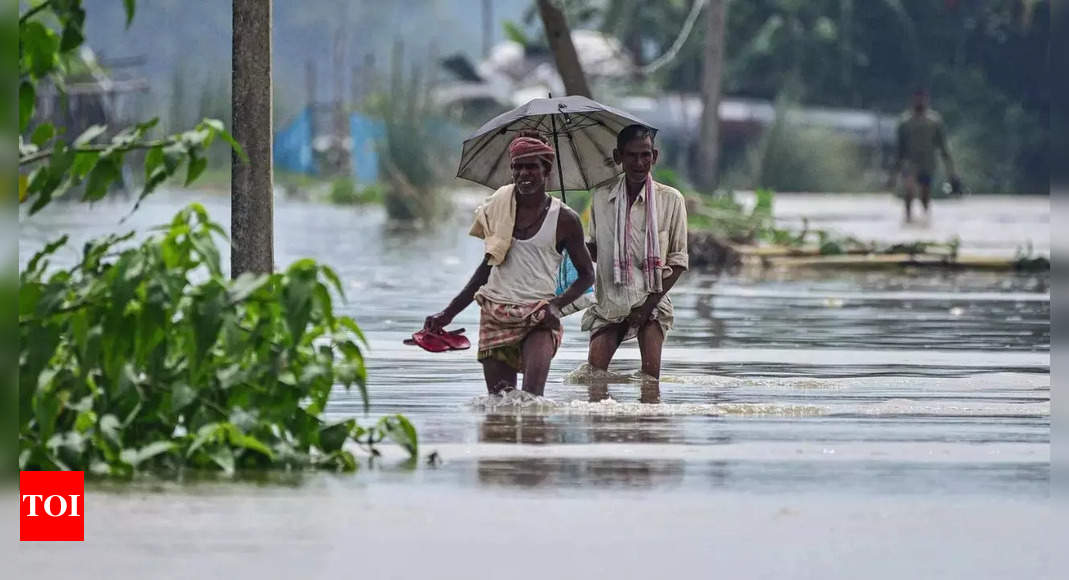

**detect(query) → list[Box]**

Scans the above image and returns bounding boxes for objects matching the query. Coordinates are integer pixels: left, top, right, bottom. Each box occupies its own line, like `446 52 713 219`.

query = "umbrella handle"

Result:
549 113 567 204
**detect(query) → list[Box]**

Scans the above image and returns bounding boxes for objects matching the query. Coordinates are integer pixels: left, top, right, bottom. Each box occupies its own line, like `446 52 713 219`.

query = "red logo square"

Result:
20 471 85 541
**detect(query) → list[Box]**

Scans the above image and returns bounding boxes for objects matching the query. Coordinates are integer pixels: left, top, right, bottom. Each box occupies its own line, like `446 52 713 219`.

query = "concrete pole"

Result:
695 0 726 192
231 0 274 276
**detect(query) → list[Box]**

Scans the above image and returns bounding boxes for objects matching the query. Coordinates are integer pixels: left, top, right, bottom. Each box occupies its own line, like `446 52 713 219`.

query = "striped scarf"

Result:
612 174 662 293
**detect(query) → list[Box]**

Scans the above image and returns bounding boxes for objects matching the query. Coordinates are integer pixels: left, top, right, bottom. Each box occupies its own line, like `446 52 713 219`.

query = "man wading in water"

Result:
424 135 594 396
890 88 960 223
582 124 689 381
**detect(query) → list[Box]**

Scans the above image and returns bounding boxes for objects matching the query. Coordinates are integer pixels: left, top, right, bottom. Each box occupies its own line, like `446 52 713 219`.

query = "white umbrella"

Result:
456 95 656 201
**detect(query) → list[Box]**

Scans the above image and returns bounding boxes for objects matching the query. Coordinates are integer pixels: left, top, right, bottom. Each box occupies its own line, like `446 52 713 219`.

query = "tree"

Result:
695 0 726 191
536 0 592 98
589 0 1050 192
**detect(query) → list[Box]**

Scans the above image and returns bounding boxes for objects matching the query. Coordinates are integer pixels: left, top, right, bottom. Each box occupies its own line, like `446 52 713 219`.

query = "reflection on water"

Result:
477 457 688 489
476 414 689 488
478 414 687 446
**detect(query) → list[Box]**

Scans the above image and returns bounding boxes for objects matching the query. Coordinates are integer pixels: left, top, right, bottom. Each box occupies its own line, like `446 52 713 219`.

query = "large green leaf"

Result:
144 145 163 180
208 445 235 475
202 119 248 163
319 420 355 453
74 410 98 433
20 21 61 79
224 424 274 459
379 415 419 458
133 441 177 465
184 155 207 186
82 156 121 202
31 123 54 147
24 235 68 275
189 231 221 276
28 142 77 214
190 282 226 371
59 19 85 53
19 82 35 133
123 0 137 28
70 151 100 179
227 273 270 304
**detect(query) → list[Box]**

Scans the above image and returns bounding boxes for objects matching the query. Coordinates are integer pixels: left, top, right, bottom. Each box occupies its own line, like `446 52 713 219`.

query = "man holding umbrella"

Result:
423 134 594 396
582 124 689 380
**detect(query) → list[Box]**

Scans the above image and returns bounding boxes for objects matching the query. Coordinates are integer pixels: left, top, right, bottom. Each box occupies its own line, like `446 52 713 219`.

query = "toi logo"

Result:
20 471 85 541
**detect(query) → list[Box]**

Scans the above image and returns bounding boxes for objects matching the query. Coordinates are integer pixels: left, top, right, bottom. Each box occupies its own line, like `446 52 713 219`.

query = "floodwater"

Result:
16 190 1051 579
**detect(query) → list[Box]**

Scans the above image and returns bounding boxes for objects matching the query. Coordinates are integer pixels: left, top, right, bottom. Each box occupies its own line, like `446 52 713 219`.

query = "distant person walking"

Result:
891 88 960 222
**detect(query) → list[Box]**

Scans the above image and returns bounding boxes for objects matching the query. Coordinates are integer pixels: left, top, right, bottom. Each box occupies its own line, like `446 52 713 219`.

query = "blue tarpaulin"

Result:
273 108 384 183
274 108 463 185
349 114 384 184
273 108 315 174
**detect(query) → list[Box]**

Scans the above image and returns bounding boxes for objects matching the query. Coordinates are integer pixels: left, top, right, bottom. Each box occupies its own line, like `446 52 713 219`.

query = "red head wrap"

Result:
508 136 555 167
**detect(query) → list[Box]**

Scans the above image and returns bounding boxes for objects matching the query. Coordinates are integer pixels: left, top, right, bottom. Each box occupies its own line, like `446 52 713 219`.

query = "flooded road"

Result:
17 191 1050 578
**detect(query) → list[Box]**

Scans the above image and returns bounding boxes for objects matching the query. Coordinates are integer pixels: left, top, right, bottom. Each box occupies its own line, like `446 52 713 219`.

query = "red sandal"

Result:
404 328 470 352
436 328 470 351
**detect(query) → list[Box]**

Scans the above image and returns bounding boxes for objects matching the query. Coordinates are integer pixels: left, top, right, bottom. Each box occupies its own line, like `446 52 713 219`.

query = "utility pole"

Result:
231 0 273 275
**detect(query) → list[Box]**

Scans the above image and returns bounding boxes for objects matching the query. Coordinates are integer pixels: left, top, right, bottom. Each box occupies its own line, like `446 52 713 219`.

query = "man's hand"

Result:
424 311 454 333
535 303 563 330
624 304 655 332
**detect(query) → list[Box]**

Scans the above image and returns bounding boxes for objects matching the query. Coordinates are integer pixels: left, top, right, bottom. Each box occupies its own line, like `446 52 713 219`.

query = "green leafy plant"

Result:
18 0 244 214
20 205 417 476
329 178 385 205
18 1 422 477
562 190 591 215
652 167 688 192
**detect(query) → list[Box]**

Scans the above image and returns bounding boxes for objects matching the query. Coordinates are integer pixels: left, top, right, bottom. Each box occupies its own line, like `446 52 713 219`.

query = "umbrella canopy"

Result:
456 95 656 192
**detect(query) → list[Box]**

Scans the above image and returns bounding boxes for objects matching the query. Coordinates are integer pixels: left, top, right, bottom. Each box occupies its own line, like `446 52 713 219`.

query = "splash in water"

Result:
564 363 658 385
467 390 827 417
469 389 560 412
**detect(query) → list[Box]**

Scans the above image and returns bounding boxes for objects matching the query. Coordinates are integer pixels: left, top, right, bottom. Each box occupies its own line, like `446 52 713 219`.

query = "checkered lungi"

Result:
475 296 563 370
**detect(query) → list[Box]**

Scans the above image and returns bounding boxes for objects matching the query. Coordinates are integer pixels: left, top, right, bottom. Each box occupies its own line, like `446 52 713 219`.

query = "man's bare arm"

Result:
586 241 597 263
425 256 492 331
